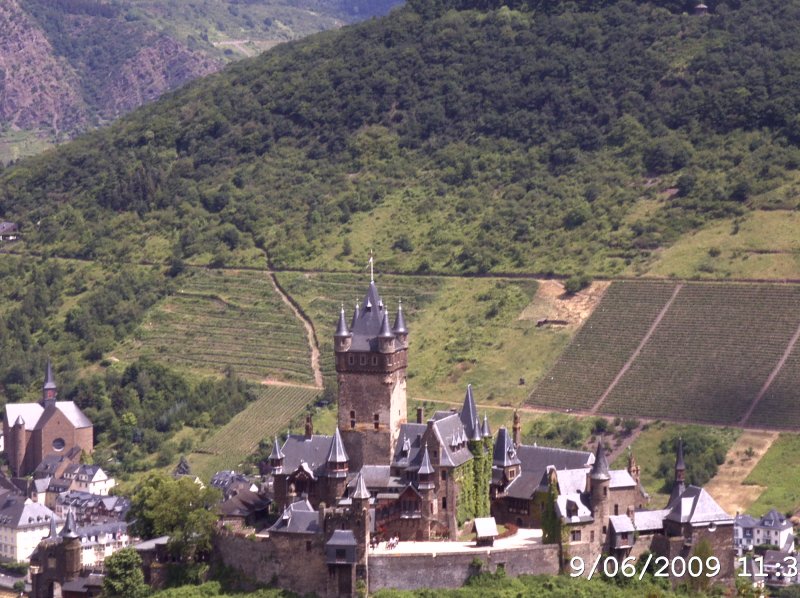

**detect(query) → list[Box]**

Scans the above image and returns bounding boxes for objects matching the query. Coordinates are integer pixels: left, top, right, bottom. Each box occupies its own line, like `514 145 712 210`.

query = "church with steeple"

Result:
3 361 93 477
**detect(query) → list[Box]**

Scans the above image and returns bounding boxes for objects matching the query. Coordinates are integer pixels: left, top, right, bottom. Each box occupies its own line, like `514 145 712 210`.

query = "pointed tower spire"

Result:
269 436 285 461
481 413 491 438
393 300 408 335
327 428 349 465
351 301 359 330
60 510 78 540
335 305 351 338
418 443 434 476
675 437 686 473
42 358 57 405
378 312 394 339
470 417 482 442
460 384 478 439
352 471 370 500
590 440 610 481
48 514 58 539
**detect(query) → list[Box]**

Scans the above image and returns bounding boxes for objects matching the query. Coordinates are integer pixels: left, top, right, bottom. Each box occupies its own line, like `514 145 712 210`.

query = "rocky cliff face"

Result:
0 1 87 134
0 0 221 139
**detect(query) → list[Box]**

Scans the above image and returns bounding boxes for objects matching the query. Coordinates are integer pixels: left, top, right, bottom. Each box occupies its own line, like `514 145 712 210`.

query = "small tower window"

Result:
603 487 608 498
350 410 356 429
373 414 379 430
348 355 354 365
360 355 367 365
614 504 619 516
371 356 378 365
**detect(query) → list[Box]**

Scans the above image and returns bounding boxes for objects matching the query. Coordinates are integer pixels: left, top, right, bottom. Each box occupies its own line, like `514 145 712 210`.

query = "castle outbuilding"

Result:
3 362 93 477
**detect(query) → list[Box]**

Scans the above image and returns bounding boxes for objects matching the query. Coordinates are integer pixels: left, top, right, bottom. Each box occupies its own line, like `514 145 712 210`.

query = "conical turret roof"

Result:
60 510 78 540
492 427 521 467
418 444 434 475
350 302 359 330
269 436 285 461
393 300 408 335
14 415 24 427
48 514 58 539
470 417 482 442
327 428 349 464
481 414 491 438
335 305 351 338
378 312 394 339
460 384 479 439
352 472 370 500
591 440 611 481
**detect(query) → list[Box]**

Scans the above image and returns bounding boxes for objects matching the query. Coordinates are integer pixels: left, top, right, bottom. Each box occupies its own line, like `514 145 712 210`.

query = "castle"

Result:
213 274 737 596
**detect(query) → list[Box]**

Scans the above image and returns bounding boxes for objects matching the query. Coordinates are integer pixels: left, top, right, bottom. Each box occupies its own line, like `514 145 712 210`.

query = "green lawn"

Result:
744 434 800 516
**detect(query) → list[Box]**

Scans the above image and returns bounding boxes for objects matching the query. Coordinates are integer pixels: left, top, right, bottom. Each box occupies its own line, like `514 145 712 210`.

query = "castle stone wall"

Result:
367 545 560 592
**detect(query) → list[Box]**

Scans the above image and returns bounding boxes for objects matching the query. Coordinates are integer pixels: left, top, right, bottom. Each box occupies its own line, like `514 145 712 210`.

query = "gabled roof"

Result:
280 434 335 477
327 529 357 547
760 508 792 530
633 508 671 532
555 493 592 523
269 499 320 534
666 485 733 526
6 401 92 431
218 489 271 518
609 514 635 534
392 416 473 472
0 496 56 529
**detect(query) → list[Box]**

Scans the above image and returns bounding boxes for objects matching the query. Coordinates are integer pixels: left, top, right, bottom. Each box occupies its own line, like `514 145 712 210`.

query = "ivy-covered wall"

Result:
454 439 492 525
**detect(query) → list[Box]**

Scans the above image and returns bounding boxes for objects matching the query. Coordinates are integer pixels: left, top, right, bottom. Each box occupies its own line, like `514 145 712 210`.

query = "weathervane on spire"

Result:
368 249 374 283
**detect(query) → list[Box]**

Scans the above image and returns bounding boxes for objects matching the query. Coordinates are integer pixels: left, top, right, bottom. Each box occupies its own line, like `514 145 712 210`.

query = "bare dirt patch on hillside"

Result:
705 430 779 515
519 279 610 329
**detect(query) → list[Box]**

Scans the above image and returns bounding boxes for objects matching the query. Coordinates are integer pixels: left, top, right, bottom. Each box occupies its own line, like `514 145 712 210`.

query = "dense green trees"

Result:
128 473 221 560
103 548 150 598
3 1 799 276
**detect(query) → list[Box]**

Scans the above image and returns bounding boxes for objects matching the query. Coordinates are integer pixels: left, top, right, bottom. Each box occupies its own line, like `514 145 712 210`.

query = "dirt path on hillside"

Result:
519 279 610 329
705 430 779 515
267 272 324 388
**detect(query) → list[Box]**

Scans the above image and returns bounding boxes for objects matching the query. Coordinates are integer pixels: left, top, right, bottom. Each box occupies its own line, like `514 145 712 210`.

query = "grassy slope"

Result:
744 434 800 516
277 272 570 406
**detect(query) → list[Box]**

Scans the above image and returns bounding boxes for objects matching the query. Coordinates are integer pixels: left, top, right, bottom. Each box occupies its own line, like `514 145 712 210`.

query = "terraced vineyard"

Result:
527 281 679 411
276 272 552 404
119 269 314 384
275 272 445 383
188 385 320 480
528 281 800 429
748 341 800 428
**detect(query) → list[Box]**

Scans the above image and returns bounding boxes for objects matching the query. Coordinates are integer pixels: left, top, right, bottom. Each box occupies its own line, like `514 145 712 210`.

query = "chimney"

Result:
512 410 521 447
305 414 313 439
416 407 423 424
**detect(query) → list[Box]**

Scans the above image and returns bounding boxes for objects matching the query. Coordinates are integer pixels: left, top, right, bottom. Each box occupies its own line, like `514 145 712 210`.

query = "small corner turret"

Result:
334 304 352 352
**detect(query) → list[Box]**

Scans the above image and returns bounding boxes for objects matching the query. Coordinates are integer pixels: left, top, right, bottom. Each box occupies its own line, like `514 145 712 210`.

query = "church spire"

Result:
42 358 57 406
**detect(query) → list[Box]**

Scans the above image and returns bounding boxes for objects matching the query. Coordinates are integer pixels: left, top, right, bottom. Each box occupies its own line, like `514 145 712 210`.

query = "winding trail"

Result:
267 272 323 388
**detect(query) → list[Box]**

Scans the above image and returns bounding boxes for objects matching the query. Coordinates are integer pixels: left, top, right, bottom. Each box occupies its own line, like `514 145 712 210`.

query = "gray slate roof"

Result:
327 529 357 547
347 281 398 351
633 509 671 532
0 496 56 529
218 489 271 518
280 433 337 477
327 428 349 464
459 385 479 440
392 415 473 472
351 472 370 500
492 427 521 468
609 515 635 534
269 499 320 534
5 401 91 431
590 441 610 481
666 485 733 525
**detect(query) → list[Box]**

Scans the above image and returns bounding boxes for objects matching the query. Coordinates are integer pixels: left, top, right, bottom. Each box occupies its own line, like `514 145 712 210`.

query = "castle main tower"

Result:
334 277 408 470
